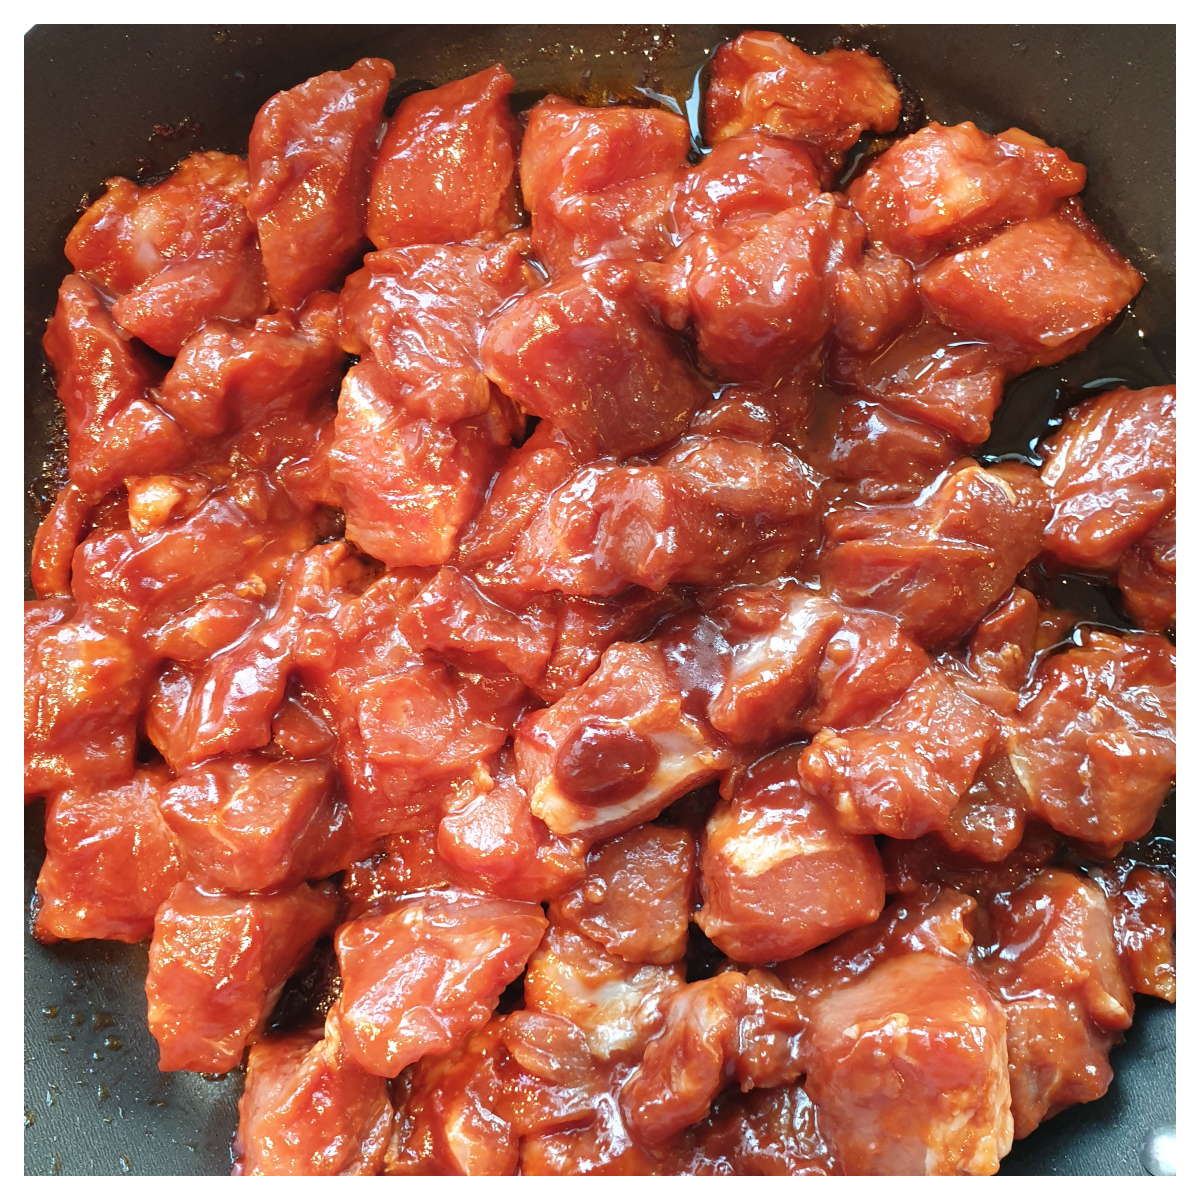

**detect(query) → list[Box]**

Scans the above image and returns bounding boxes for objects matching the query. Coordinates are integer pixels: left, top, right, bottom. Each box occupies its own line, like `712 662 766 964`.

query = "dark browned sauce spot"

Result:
554 718 658 807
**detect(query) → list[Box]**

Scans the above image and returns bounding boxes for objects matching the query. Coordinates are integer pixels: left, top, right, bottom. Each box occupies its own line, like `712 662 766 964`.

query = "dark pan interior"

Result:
24 23 1175 1176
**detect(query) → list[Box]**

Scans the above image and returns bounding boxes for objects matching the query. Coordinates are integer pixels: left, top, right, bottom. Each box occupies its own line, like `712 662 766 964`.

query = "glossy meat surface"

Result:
1008 630 1175 854
512 437 821 598
822 461 1050 647
65 152 268 354
248 58 394 307
340 239 531 423
159 293 344 437
367 65 519 249
1118 510 1176 631
519 96 689 274
515 641 730 842
146 881 338 1073
1041 385 1176 570
647 195 867 382
331 890 547 1076
673 132 820 241
551 824 695 965
481 262 709 459
234 1031 393 1175
920 206 1142 361
976 870 1133 1139
706 31 901 151
34 768 182 943
697 746 885 961
328 359 508 567
848 122 1086 264
158 754 355 893
803 952 1012 1174
828 317 1018 445
42 275 183 498
799 665 1000 839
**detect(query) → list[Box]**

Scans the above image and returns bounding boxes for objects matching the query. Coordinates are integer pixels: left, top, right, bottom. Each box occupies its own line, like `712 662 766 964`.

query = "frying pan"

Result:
23 23 1176 1176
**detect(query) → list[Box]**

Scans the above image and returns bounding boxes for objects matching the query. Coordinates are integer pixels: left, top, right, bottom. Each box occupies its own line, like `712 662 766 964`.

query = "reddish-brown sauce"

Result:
27 29 1174 1177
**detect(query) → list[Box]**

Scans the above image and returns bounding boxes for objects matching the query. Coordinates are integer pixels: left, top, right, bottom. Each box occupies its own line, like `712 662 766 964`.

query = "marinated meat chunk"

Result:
302 577 498 839
519 95 690 273
935 745 1030 863
830 246 922 355
551 825 696 965
654 434 824 578
620 973 744 1144
822 461 1050 647
515 641 731 842
330 890 546 1076
143 543 361 773
159 293 345 437
975 869 1134 1139
1008 630 1175 854
1090 861 1176 1002
351 656 523 789
158 754 358 893
146 880 338 1074
367 64 519 249
512 438 820 598
828 318 1019 445
691 585 843 746
1118 510 1176 632
73 470 321 634
329 359 510 567
455 420 586 590
920 205 1143 364
706 31 901 153
498 1011 611 1144
24 607 145 795
777 885 979 999
339 239 532 424
33 768 183 943
647 195 865 383
671 131 821 241
688 372 815 447
802 953 1012 1175
340 825 455 917
534 589 687 702
620 969 808 1145
400 566 554 688
697 746 885 962
247 58 395 308
481 262 709 460
966 587 1040 694
42 275 185 498
675 1082 838 1175
30 484 93 600
271 686 338 759
847 122 1086 264
437 758 586 903
797 393 959 503
65 151 268 354
233 1031 393 1176
799 666 1001 840
657 596 925 755
387 1021 518 1174
525 923 684 1061
1040 385 1176 571
803 610 930 733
